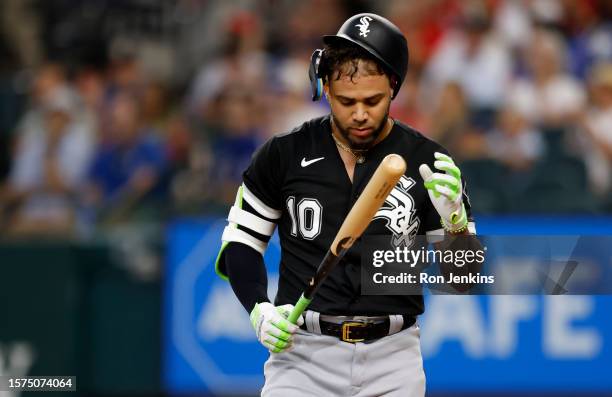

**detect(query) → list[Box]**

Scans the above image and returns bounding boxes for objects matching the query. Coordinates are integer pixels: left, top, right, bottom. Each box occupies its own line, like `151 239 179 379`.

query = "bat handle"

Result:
288 294 312 324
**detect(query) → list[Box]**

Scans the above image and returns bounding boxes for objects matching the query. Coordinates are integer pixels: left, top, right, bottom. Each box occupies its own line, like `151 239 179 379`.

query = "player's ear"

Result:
323 84 330 102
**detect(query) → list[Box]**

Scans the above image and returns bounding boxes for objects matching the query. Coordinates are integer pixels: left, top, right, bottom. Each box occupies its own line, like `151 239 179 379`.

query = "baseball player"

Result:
215 13 477 396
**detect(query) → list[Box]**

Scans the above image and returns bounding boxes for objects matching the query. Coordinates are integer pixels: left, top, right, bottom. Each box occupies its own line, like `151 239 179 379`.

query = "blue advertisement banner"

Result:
163 217 612 395
164 218 278 395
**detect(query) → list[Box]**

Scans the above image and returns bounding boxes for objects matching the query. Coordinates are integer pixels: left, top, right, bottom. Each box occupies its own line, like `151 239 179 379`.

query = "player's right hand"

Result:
250 302 304 353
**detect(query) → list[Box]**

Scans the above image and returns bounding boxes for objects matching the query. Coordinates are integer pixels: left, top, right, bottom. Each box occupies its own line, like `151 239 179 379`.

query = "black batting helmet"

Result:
309 13 409 101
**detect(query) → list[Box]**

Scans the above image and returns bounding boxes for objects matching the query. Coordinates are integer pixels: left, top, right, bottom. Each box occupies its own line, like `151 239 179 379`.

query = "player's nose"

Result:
352 104 368 123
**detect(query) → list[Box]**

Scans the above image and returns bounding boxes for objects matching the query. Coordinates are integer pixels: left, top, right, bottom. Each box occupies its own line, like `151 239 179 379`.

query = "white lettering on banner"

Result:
420 296 486 358
198 284 253 341
420 296 603 360
198 276 280 341
490 296 537 358
544 296 602 359
0 342 35 397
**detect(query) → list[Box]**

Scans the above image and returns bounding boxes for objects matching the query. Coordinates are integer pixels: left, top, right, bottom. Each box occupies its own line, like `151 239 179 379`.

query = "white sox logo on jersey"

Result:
355 16 373 37
373 175 420 247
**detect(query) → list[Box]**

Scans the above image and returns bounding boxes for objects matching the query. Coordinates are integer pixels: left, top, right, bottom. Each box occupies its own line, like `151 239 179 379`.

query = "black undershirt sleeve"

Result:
224 242 270 313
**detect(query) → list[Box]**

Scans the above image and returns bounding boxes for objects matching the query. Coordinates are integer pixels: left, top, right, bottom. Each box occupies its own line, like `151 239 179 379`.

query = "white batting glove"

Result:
419 152 468 233
250 302 304 353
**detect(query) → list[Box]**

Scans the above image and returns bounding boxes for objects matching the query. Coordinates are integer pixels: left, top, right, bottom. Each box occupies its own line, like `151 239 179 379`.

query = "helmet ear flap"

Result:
309 49 324 101
390 75 399 99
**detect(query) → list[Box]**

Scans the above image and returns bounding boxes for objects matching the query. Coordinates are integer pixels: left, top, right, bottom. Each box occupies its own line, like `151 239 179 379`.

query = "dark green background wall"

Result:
0 242 161 396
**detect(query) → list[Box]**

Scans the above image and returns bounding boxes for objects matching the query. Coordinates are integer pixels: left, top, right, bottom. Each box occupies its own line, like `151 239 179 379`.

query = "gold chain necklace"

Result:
331 133 368 164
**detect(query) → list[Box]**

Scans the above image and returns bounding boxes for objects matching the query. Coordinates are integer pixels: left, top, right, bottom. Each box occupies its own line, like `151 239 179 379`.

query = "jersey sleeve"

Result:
215 137 284 280
242 136 284 211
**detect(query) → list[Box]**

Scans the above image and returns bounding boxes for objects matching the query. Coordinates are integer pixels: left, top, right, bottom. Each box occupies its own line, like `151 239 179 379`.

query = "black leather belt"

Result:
301 315 416 343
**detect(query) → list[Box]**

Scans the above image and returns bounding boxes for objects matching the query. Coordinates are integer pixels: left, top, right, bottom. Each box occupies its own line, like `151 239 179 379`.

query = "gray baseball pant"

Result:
261 314 425 397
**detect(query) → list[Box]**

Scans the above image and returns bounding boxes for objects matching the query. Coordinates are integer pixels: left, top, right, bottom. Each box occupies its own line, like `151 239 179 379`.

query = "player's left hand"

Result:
419 152 468 233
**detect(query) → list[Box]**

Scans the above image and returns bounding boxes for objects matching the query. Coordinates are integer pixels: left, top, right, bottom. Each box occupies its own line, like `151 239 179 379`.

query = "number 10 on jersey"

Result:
286 196 323 240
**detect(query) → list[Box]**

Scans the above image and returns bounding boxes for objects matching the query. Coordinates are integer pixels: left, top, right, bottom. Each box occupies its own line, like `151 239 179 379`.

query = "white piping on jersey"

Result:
241 184 282 220
221 225 267 254
228 206 276 236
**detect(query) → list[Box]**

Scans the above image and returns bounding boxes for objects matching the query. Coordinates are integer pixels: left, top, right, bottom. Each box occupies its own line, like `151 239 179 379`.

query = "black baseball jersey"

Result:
219 115 474 317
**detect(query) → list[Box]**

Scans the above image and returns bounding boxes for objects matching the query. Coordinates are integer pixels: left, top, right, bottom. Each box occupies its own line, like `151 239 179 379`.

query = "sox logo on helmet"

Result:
355 16 373 37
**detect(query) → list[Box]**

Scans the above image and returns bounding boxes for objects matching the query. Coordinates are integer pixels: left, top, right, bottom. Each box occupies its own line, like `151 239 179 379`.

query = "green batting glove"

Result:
419 152 468 232
250 302 305 353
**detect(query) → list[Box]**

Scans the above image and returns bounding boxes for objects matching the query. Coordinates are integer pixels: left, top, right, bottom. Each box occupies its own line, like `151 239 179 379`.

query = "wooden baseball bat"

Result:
288 154 407 323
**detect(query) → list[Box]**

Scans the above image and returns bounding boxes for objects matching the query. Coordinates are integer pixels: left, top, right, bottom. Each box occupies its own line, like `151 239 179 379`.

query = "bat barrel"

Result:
330 154 406 255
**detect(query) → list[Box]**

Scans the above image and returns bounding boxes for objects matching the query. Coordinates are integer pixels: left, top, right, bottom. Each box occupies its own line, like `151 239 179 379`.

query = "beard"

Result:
332 106 390 151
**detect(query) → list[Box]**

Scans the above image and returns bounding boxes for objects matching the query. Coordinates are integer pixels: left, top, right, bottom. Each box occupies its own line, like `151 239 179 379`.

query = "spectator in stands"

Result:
390 69 430 134
188 11 269 122
579 62 612 198
486 103 545 172
565 0 612 79
509 28 586 153
85 92 167 225
424 4 512 129
207 87 260 207
493 0 534 50
0 42 24 184
269 58 328 136
2 87 95 236
106 53 143 98
141 81 172 133
13 63 73 143
74 67 106 131
3 1 612 222
385 0 452 71
168 114 210 216
426 81 473 158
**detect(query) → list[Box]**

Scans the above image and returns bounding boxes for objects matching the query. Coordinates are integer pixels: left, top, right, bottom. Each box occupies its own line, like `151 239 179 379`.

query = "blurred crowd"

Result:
0 0 611 240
